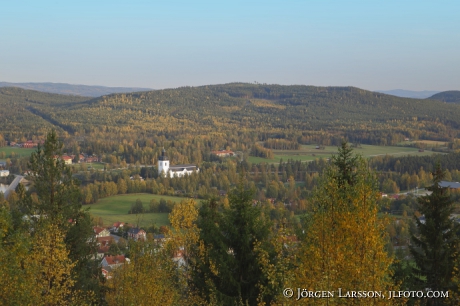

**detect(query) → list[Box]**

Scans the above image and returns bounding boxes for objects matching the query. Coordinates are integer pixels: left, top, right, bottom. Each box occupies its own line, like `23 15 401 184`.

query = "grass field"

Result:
71 162 106 170
85 193 185 228
248 144 442 164
0 147 36 159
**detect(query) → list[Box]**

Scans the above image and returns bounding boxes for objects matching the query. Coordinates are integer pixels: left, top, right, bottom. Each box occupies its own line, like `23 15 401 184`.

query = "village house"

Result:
85 156 100 163
211 150 235 157
128 227 146 241
101 255 130 279
97 236 114 256
111 222 125 233
172 248 186 268
439 181 460 190
78 154 85 162
21 140 39 148
93 226 111 238
53 155 73 165
62 155 73 164
0 170 10 177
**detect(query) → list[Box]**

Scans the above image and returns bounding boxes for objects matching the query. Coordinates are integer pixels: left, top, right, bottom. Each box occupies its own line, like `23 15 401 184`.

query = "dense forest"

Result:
428 90 460 103
3 84 460 147
2 83 460 304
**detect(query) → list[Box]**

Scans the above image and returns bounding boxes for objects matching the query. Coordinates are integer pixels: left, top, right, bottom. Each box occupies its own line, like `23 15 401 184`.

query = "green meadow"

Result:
0 147 36 159
71 162 106 170
85 193 185 228
248 144 441 164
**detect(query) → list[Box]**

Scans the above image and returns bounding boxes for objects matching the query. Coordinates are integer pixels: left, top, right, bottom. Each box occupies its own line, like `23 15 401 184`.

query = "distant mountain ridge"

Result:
375 89 440 99
2 83 460 145
428 91 460 103
0 82 153 97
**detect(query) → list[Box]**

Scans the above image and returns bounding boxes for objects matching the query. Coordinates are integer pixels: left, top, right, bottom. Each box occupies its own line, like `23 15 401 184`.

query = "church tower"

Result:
158 148 169 176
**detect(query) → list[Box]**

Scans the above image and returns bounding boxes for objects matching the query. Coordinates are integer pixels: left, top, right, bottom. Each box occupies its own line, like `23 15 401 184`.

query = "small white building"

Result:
158 148 199 177
0 170 10 177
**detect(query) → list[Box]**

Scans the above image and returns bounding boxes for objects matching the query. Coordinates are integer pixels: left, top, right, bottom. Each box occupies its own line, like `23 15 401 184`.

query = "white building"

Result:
0 170 10 177
158 148 199 177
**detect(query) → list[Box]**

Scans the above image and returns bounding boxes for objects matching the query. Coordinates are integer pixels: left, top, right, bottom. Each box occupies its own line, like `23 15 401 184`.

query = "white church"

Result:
158 148 199 177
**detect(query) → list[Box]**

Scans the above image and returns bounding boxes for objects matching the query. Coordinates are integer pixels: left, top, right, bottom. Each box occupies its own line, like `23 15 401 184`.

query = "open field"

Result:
411 140 448 145
248 144 443 164
85 193 185 228
71 162 106 170
0 147 36 159
396 140 448 147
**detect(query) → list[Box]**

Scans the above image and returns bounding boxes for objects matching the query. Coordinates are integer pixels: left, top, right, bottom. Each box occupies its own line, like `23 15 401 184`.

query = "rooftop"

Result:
439 181 460 189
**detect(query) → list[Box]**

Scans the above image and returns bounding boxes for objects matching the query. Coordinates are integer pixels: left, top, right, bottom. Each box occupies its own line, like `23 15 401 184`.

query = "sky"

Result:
1 0 459 91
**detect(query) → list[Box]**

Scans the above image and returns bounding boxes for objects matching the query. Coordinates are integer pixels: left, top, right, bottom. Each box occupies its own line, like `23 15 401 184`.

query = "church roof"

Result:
169 165 198 171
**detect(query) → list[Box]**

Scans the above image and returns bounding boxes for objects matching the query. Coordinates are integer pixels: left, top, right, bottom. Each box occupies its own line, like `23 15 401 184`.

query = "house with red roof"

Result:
101 255 130 279
211 150 235 157
97 236 114 255
21 140 38 148
111 222 125 233
61 155 73 165
93 226 110 238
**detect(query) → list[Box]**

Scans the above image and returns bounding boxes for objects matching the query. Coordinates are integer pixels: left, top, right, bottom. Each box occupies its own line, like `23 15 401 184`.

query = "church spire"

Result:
159 147 168 161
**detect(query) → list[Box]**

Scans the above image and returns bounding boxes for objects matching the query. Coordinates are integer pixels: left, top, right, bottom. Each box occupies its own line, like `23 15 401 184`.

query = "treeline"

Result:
370 151 460 174
250 144 274 159
128 198 176 214
263 138 299 150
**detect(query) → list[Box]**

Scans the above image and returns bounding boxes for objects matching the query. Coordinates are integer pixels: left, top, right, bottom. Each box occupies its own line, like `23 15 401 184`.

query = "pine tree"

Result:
28 130 81 224
332 140 358 188
410 165 460 303
191 178 275 305
26 130 102 303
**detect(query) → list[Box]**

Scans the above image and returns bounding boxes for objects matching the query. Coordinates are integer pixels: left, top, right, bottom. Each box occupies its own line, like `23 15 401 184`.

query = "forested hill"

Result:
375 89 439 99
428 90 460 103
0 82 152 97
2 83 460 145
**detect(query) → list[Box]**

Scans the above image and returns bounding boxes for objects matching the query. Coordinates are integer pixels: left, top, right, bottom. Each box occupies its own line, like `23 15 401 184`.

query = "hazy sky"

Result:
2 0 459 91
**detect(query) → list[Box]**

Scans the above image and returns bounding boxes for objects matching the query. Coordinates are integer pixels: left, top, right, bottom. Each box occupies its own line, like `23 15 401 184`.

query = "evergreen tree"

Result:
332 140 358 187
26 130 103 303
192 179 274 305
410 165 460 304
28 130 81 223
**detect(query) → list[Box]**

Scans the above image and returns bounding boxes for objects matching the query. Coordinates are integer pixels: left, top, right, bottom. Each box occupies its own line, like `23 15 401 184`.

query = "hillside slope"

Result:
1 83 460 144
0 82 152 97
428 91 460 103
376 89 439 99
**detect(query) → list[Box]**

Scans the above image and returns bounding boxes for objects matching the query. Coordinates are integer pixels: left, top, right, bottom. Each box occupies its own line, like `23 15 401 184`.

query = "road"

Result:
4 175 24 199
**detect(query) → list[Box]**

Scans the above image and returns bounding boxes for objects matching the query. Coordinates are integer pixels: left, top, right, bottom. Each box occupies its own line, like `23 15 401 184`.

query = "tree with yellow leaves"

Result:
0 208 38 305
105 241 181 306
167 198 209 305
29 221 91 305
293 141 398 305
105 199 205 306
